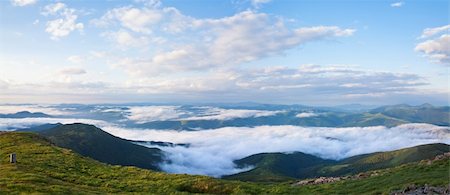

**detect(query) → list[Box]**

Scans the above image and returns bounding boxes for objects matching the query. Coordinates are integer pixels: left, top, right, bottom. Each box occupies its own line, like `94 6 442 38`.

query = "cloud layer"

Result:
104 123 450 177
125 106 284 123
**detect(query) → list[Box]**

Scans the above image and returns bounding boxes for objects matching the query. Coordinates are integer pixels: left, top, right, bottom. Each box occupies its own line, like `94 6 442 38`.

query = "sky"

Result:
0 0 448 105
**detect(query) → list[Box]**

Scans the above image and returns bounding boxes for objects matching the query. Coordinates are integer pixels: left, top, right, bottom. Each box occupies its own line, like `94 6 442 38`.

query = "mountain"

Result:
318 143 450 176
369 104 450 126
224 143 450 182
132 104 449 130
1 131 448 194
38 123 164 171
17 123 62 132
0 111 52 118
225 152 334 182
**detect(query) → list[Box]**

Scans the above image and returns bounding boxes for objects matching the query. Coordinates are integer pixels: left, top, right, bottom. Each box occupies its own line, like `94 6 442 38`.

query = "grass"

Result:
0 132 448 194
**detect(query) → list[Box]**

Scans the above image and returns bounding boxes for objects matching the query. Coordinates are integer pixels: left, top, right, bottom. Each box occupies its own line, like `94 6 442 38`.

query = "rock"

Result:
391 184 449 195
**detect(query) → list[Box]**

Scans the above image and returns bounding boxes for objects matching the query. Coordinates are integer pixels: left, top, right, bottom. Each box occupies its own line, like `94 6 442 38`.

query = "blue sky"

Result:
0 0 448 105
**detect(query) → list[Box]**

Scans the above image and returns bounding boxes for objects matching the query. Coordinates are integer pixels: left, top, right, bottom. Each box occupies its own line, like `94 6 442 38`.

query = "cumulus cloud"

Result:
42 3 84 40
102 29 149 48
390 2 404 7
93 6 162 34
94 4 354 74
10 0 36 6
415 34 450 66
104 123 450 177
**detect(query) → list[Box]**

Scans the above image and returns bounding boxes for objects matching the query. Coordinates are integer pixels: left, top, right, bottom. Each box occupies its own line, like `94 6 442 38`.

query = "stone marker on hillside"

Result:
9 153 16 163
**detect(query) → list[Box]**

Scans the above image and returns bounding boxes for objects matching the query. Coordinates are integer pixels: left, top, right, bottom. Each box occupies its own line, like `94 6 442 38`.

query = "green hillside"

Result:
369 104 450 126
225 152 334 182
225 143 450 182
39 123 164 171
319 143 450 176
0 132 449 194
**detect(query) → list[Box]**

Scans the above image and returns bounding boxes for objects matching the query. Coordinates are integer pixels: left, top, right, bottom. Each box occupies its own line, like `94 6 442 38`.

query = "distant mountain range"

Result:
0 111 52 118
2 104 448 130
134 104 449 130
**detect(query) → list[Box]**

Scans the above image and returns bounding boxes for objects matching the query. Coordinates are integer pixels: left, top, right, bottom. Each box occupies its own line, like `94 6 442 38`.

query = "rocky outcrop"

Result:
390 184 449 195
421 152 450 165
293 152 450 187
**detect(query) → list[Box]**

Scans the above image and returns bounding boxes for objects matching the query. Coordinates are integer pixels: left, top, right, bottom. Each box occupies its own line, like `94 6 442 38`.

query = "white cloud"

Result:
183 107 283 121
419 24 450 39
59 67 87 75
11 0 36 6
415 34 450 66
104 123 450 177
42 2 66 15
126 106 185 123
95 5 354 74
125 106 283 123
390 2 404 7
296 112 318 118
102 29 149 48
93 6 162 34
42 3 84 40
121 64 426 103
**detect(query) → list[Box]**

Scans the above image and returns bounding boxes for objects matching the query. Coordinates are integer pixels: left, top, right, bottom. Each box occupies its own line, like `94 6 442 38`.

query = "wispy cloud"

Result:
390 2 404 7
10 0 37 7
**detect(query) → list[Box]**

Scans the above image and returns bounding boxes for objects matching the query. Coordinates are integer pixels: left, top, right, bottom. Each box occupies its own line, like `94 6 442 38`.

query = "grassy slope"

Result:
225 152 334 182
0 132 448 194
225 143 450 182
38 123 163 171
319 143 450 176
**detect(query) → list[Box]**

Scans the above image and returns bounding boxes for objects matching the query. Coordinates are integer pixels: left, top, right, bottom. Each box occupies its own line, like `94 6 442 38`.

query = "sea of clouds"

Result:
103 124 450 177
0 104 449 177
125 106 284 123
